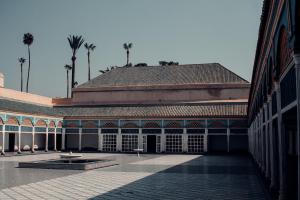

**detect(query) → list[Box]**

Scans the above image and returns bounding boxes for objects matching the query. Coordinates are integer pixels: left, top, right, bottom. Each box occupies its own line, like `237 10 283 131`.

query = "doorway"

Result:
8 133 15 152
147 135 156 153
56 134 62 151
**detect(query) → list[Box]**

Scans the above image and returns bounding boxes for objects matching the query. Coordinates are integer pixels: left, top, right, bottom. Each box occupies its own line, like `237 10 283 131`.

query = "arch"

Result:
165 122 182 128
267 57 274 94
143 122 160 128
82 120 98 128
35 119 47 127
186 121 204 129
57 121 63 128
276 26 292 78
122 122 139 128
21 118 34 126
48 120 56 128
102 122 118 128
6 117 19 125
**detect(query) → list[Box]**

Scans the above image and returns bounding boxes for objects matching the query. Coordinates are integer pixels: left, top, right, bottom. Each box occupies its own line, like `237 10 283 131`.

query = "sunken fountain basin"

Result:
18 154 118 170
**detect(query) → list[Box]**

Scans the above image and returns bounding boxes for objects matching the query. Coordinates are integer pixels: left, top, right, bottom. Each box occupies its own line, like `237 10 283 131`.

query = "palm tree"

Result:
64 64 72 98
84 43 96 81
123 43 133 66
23 33 34 93
18 57 26 92
67 35 84 92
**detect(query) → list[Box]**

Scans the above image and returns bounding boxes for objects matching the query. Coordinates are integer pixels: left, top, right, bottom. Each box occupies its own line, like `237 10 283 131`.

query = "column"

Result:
116 123 122 152
78 128 82 151
18 126 21 153
98 128 102 151
62 128 65 151
138 128 143 150
53 128 57 151
227 127 230 153
264 102 270 180
161 128 165 152
269 94 278 191
45 127 48 152
182 128 188 153
294 54 300 200
31 127 35 153
276 82 288 200
1 125 5 155
204 127 208 152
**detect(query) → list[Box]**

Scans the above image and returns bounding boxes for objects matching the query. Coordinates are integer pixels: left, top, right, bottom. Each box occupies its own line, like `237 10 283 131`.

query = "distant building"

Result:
247 0 300 199
0 63 249 155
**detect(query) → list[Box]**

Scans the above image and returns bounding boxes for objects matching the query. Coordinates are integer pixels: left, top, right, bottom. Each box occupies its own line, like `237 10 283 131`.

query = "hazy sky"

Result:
0 0 263 97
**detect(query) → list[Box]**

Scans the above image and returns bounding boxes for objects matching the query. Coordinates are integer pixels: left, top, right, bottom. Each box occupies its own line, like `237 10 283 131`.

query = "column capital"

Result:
293 54 300 65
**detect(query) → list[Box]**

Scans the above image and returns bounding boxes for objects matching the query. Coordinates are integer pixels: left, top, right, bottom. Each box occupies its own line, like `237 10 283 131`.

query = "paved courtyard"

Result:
0 153 270 200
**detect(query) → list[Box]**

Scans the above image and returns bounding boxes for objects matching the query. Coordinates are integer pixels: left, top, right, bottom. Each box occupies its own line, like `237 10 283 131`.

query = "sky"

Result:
0 0 263 97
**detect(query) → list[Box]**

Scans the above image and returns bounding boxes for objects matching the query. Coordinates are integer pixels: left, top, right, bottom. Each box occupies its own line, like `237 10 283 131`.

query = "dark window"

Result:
5 125 18 132
65 128 79 133
142 129 162 134
165 129 183 134
101 129 118 134
272 92 277 115
21 126 33 132
121 129 139 134
82 128 98 133
208 129 227 134
280 67 296 108
187 129 205 134
35 127 46 133
230 129 248 134
56 128 62 133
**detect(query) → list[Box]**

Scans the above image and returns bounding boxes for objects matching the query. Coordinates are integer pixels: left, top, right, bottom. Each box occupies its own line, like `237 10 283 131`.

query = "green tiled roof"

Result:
78 63 249 88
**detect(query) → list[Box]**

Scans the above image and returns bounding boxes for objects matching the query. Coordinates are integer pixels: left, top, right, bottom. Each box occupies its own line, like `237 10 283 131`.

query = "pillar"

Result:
276 82 288 200
227 128 230 153
116 126 122 152
78 128 82 151
269 93 278 191
294 54 300 200
54 128 57 151
31 127 35 153
204 127 208 152
17 126 21 153
1 124 5 155
161 128 165 152
62 128 65 151
138 128 143 150
45 127 48 152
98 128 102 151
265 101 270 180
182 128 188 153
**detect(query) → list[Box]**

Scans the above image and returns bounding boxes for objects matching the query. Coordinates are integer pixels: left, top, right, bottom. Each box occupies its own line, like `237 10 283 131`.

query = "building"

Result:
247 0 300 199
0 63 249 155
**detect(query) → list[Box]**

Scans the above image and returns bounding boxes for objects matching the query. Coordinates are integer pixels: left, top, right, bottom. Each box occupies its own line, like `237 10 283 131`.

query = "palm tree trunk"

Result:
20 64 23 92
71 55 76 97
67 70 69 98
88 51 90 81
26 45 30 93
127 50 129 66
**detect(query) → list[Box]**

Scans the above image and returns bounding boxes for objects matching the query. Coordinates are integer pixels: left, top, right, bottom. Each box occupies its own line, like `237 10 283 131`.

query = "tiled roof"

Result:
0 98 61 117
78 63 249 88
58 103 247 118
0 98 247 118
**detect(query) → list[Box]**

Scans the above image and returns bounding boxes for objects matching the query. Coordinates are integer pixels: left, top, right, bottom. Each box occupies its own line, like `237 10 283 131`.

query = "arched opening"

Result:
6 117 19 152
276 26 291 79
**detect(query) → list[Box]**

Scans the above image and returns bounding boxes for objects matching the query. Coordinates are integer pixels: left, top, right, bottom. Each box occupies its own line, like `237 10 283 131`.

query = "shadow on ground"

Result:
89 155 270 200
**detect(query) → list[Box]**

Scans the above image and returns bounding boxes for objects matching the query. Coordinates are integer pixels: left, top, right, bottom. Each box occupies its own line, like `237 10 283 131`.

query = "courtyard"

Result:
0 153 270 200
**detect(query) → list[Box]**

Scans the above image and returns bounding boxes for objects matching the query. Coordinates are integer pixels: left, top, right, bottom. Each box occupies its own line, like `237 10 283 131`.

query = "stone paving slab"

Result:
0 154 269 200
